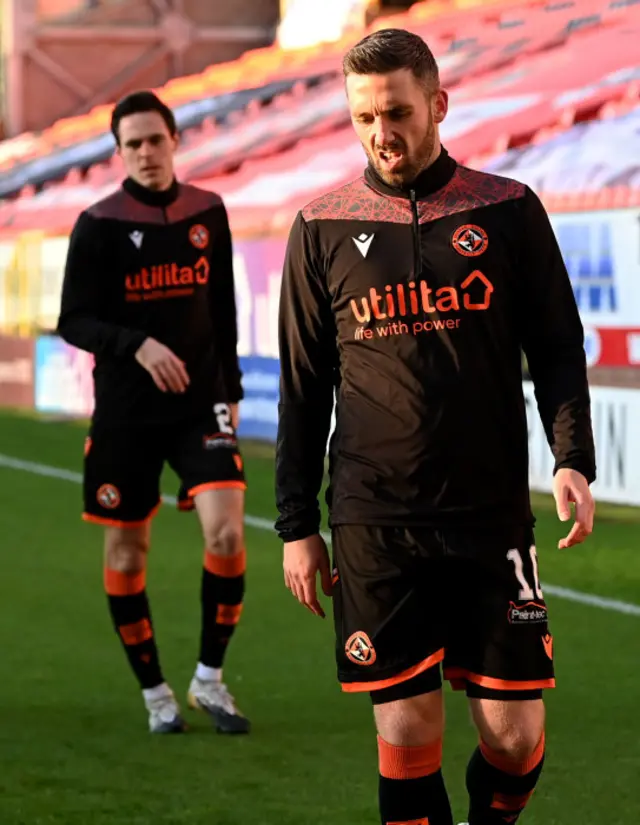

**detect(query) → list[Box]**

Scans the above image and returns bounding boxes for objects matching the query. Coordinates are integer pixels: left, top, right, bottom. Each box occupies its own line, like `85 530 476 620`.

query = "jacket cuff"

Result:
554 458 596 485
122 331 148 359
275 512 321 543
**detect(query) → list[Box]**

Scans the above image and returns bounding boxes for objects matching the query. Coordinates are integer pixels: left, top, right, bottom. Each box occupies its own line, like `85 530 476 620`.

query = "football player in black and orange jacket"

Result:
275 28 596 825
58 90 249 736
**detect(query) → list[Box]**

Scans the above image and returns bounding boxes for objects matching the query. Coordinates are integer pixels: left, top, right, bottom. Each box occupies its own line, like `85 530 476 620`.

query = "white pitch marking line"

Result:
0 452 639 617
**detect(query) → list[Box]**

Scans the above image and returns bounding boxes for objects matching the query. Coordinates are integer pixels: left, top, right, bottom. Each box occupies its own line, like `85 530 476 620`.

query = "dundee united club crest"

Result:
452 224 488 257
97 483 121 510
345 631 377 666
189 224 210 250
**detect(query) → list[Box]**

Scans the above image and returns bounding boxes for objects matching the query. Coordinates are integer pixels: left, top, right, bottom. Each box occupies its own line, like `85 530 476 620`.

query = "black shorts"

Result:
331 524 554 702
83 404 246 527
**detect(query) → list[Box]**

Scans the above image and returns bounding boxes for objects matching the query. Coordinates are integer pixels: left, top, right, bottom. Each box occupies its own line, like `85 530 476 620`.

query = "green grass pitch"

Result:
0 409 638 824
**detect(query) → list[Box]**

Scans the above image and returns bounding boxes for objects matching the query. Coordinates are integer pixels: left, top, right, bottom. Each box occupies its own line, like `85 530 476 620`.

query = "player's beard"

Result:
366 118 438 188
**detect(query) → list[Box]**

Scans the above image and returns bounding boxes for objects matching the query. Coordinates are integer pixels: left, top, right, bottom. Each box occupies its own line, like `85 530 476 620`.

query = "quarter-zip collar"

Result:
122 176 179 208
364 145 457 200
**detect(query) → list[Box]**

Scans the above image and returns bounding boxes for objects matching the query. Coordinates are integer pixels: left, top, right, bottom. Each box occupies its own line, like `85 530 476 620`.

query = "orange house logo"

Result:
349 270 494 323
125 256 210 302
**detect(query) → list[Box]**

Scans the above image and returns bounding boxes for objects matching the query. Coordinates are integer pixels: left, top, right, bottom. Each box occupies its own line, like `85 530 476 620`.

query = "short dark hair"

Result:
342 28 440 93
110 90 177 145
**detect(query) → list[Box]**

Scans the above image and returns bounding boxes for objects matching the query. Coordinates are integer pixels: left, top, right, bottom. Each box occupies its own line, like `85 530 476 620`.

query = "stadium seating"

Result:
0 0 639 238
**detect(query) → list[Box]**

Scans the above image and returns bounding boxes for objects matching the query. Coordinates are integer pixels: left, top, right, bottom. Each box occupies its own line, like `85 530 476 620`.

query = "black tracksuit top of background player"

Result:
56 176 243 426
275 146 596 542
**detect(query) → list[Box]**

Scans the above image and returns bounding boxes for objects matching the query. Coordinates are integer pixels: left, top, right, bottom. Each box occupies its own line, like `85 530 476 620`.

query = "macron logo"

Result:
129 230 144 249
353 232 374 258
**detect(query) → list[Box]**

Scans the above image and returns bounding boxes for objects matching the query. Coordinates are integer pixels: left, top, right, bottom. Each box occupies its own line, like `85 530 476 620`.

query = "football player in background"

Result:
58 90 250 736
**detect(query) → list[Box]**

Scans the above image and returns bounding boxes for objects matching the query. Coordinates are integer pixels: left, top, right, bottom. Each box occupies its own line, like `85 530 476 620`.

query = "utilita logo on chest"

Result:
350 271 494 341
125 256 210 302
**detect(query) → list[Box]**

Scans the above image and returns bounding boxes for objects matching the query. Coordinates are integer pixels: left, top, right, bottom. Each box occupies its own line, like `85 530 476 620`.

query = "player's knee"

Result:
373 690 444 747
478 702 545 762
104 529 149 573
489 726 544 762
202 519 243 558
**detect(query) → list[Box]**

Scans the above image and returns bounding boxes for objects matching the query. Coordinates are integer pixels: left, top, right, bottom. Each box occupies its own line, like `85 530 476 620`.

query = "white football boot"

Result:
187 676 250 734
143 685 187 734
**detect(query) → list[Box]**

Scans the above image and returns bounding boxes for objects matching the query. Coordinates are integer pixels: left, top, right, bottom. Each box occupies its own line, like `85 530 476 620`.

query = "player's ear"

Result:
432 89 448 125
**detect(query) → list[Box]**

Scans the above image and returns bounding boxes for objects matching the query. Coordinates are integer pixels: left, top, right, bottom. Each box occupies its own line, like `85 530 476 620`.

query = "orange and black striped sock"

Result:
466 733 546 824
377 735 454 825
199 549 246 671
104 567 164 690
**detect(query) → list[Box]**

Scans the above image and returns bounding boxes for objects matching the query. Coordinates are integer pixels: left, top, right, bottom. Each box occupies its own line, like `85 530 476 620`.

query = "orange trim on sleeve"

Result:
481 732 546 777
82 501 161 529
378 735 442 780
341 648 444 693
444 667 555 692
104 568 146 596
188 481 246 498
204 548 247 578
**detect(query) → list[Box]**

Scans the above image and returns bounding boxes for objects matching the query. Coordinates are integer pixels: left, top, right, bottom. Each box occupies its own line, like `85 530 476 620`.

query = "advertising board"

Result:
0 334 35 409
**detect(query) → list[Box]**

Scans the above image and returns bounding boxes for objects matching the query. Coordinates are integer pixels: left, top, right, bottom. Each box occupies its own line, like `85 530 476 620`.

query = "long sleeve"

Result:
517 186 596 484
56 212 147 358
275 211 337 542
210 202 243 402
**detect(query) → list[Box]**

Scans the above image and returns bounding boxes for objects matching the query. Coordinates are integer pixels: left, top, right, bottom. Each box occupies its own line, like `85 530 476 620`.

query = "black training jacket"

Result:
57 177 242 426
275 147 596 541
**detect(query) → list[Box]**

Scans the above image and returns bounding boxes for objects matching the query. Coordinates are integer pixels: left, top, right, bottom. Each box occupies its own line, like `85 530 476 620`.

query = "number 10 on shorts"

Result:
507 545 543 600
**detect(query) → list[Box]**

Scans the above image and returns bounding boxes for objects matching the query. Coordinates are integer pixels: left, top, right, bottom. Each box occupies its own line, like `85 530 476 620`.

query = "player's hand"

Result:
283 534 332 618
553 468 595 549
229 403 239 431
135 337 190 394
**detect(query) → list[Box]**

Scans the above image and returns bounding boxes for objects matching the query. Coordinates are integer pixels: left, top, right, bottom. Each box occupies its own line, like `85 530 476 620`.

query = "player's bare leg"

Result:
187 487 250 733
463 697 546 824
372 688 454 824
104 523 186 733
